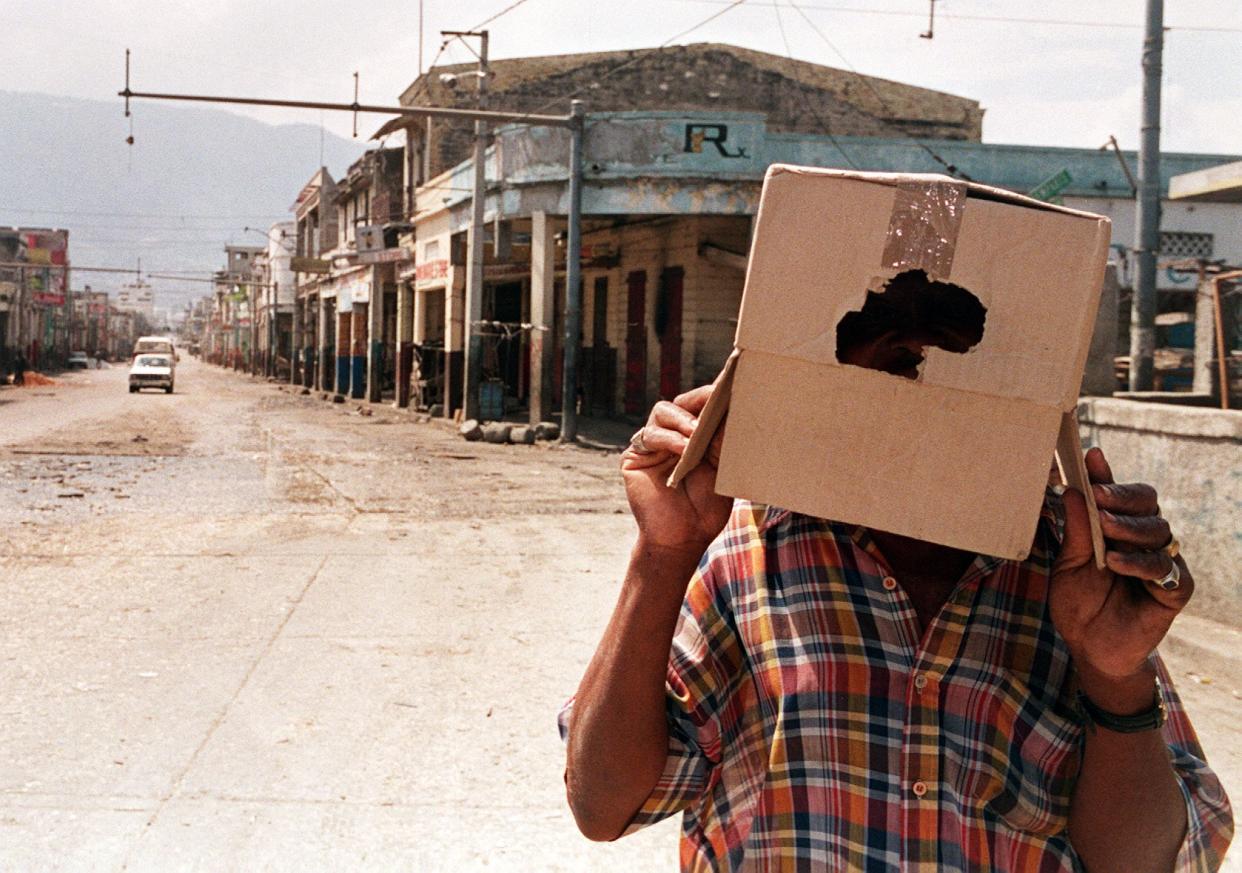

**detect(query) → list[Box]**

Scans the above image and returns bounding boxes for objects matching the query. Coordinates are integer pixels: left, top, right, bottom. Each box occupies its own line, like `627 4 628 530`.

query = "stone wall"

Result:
1076 397 1242 620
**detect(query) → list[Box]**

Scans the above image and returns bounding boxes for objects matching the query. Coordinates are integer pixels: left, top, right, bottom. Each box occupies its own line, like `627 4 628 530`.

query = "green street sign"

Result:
1029 169 1072 202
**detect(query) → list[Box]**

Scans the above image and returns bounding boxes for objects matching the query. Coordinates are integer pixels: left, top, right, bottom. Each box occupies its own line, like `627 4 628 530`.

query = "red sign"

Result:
415 259 449 282
33 293 65 306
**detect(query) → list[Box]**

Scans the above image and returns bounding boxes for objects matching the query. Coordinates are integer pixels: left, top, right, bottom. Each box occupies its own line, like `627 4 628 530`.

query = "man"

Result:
559 289 1233 871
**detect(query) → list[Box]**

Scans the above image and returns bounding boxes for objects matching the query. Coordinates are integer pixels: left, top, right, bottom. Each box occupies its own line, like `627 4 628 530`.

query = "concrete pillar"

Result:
529 210 557 426
395 283 414 408
291 297 303 386
444 274 465 418
317 296 332 393
351 303 368 399
1193 274 1218 399
337 309 353 396
366 267 384 403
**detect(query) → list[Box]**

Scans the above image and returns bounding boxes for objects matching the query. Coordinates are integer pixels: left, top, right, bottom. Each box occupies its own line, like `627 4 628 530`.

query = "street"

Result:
1 360 1238 872
0 358 679 872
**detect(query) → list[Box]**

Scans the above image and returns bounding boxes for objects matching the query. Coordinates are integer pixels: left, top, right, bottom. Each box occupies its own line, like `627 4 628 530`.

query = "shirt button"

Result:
914 673 928 691
912 781 928 798
882 576 898 591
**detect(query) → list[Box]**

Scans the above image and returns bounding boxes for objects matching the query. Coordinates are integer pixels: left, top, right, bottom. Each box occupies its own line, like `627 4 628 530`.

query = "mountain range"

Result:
0 90 368 311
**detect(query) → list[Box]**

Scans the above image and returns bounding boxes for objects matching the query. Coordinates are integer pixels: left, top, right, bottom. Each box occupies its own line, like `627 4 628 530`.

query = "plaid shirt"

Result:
560 497 1233 871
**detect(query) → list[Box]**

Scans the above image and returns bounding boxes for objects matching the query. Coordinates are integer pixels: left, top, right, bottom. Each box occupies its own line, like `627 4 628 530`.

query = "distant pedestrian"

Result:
13 352 28 387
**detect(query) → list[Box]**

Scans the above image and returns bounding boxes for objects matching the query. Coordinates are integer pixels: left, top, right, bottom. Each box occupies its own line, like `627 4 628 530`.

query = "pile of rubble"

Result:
459 419 560 445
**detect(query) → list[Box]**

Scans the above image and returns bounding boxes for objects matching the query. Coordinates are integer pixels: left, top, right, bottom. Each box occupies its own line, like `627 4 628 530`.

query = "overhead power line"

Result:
785 0 973 180
772 0 858 169
469 0 535 31
672 0 1242 34
4 206 289 220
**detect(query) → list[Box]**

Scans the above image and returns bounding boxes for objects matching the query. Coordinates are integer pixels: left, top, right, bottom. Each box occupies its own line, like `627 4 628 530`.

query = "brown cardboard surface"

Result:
718 351 1061 560
673 165 1110 562
735 169 1113 409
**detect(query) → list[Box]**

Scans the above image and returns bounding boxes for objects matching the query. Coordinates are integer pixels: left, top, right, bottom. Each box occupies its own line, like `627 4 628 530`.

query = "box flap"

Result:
667 350 739 488
716 350 1061 560
1054 410 1107 569
762 164 1110 221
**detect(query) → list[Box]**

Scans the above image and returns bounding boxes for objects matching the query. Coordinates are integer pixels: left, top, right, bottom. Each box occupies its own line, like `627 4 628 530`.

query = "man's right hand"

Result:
621 386 733 555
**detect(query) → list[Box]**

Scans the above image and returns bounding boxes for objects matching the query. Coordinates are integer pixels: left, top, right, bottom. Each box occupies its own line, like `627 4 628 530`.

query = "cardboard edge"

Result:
1054 410 1107 569
1058 217 1114 411
764 163 1111 222
667 349 740 488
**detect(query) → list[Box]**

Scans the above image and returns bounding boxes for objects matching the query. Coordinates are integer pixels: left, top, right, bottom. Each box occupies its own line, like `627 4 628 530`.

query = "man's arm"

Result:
565 542 704 841
1068 663 1186 872
1053 449 1204 872
564 387 732 841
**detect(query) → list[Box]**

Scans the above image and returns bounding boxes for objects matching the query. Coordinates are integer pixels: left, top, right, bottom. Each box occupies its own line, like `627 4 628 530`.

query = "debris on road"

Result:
481 422 512 444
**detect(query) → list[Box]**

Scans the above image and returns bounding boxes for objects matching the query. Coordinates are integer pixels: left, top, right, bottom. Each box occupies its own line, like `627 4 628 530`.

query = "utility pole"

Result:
560 100 586 443
1129 0 1163 391
442 29 489 421
118 55 586 420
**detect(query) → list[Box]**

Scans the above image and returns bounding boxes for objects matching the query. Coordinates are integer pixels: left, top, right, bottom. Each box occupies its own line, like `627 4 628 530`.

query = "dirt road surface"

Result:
1 359 1236 872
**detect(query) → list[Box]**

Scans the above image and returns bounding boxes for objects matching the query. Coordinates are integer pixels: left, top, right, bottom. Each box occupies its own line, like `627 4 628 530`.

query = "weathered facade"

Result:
396 43 983 182
404 110 1241 421
324 148 405 400
0 227 71 374
291 168 338 392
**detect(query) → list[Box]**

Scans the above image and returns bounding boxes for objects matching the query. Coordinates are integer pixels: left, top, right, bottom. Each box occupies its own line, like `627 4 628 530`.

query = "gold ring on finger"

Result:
1162 535 1180 559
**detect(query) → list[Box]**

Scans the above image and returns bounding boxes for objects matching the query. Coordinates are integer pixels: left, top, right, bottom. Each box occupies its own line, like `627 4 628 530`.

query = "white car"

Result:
129 354 175 394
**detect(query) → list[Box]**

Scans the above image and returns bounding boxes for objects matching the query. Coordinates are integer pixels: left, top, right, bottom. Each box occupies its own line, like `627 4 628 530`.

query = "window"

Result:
1159 231 1214 259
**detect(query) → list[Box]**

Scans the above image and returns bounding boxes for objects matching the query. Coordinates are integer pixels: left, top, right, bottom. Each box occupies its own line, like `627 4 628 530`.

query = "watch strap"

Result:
1076 678 1166 734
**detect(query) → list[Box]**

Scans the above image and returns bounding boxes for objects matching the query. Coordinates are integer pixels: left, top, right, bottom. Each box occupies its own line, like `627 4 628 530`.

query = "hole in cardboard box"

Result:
835 268 986 379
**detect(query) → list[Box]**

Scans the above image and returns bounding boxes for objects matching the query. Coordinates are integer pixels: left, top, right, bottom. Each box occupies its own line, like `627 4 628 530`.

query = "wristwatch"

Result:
1076 676 1166 733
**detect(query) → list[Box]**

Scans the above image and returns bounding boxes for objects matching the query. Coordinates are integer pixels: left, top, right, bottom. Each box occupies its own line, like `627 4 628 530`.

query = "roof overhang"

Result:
1169 160 1242 203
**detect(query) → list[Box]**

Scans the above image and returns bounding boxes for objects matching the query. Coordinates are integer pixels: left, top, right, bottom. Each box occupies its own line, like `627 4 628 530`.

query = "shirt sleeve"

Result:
1153 656 1235 872
558 512 750 836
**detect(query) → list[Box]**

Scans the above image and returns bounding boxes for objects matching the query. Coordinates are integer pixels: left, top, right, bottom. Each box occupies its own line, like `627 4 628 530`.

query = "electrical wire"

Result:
469 0 535 31
784 0 974 180
670 0 1242 34
4 206 289 220
772 0 858 169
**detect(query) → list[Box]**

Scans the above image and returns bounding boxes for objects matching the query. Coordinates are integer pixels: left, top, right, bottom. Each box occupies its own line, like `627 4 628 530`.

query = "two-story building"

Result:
405 111 1240 422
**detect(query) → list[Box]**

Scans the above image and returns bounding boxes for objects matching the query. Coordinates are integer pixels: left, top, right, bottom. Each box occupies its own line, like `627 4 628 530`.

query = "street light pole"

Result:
119 55 587 423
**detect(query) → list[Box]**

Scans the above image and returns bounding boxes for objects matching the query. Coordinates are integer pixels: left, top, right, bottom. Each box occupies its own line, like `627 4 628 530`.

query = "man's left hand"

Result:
1050 447 1193 702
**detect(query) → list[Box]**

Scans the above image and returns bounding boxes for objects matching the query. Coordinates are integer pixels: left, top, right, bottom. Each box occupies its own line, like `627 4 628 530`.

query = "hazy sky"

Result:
7 0 1242 153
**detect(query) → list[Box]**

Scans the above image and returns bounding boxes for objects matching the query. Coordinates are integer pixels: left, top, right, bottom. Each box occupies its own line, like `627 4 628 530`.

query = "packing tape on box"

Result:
881 181 967 280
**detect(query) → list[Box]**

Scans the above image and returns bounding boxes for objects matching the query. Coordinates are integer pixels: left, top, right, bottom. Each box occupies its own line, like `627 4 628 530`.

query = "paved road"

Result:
0 360 1236 871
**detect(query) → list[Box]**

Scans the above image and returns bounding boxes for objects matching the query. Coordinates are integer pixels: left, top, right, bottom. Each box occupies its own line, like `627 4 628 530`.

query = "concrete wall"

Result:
406 43 982 179
1063 196 1242 292
1077 398 1242 620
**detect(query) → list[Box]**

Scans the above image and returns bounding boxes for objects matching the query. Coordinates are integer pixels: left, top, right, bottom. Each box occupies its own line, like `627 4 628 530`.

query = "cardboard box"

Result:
671 166 1109 564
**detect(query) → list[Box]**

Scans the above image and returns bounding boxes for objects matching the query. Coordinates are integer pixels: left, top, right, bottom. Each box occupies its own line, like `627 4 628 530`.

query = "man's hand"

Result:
1051 447 1192 705
621 386 732 555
